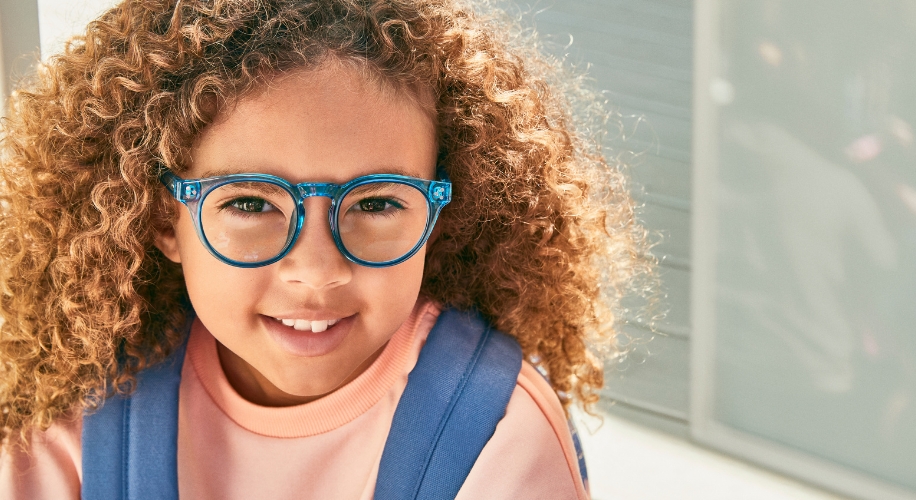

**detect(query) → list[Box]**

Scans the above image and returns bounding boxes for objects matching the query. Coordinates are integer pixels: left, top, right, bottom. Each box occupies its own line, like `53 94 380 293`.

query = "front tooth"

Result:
311 320 328 332
293 319 311 331
281 319 295 327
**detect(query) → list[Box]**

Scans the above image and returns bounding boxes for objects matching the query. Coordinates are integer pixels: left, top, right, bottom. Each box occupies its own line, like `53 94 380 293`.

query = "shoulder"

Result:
0 413 82 500
457 361 589 500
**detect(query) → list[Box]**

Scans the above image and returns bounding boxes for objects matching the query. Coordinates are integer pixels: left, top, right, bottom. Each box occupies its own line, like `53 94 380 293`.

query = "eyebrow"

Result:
197 167 259 179
196 165 431 181
216 181 287 196
347 181 417 197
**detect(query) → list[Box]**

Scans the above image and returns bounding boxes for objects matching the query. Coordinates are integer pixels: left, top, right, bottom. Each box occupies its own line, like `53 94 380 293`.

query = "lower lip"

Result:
261 315 355 357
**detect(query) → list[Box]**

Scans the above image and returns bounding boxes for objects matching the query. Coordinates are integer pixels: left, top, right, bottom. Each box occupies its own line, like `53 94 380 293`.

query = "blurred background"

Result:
1 1 913 498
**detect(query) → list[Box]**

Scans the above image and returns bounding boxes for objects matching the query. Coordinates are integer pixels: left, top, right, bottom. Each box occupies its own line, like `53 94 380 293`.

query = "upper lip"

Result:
264 312 354 321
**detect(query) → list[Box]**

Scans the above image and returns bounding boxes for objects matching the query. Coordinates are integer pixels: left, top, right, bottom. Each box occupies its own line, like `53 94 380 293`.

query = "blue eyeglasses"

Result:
160 170 451 268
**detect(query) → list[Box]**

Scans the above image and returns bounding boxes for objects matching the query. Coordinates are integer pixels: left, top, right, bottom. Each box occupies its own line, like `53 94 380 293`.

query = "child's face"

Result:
155 63 437 405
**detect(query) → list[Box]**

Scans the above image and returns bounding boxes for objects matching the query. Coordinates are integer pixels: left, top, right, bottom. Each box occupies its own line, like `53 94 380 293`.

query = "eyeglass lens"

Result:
199 180 430 264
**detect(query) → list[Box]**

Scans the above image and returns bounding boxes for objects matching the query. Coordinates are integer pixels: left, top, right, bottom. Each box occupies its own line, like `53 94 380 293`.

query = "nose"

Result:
276 196 352 289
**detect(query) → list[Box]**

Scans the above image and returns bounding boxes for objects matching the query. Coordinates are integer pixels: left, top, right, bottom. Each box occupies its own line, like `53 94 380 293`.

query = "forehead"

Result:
188 63 438 182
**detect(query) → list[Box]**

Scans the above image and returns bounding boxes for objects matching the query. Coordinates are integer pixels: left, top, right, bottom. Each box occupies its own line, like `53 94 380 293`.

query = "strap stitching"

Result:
409 321 493 499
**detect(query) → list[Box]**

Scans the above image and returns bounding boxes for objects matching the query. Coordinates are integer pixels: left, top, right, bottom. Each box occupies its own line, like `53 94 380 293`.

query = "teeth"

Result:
276 317 341 332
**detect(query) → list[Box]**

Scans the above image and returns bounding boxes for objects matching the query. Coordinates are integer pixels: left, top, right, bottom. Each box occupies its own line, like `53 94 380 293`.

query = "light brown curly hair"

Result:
0 0 651 441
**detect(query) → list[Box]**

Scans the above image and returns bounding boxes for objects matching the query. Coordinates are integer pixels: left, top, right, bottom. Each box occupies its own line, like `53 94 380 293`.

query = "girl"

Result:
0 0 649 498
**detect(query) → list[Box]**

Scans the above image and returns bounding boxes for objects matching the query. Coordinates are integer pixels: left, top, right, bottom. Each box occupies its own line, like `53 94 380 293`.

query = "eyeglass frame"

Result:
159 169 452 269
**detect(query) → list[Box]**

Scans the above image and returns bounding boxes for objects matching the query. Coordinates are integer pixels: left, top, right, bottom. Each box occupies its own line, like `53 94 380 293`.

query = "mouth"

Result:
261 314 356 358
272 317 342 333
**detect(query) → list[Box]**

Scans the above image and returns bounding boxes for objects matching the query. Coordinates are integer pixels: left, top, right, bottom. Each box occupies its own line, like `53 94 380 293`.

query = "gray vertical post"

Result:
0 0 41 104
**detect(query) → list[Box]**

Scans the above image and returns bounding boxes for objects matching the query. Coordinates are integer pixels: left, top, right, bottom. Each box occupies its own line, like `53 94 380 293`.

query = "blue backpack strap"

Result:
81 342 186 500
568 419 590 492
374 307 523 500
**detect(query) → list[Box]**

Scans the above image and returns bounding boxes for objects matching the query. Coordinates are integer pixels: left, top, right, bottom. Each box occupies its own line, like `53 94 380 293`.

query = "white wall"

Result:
37 0 117 59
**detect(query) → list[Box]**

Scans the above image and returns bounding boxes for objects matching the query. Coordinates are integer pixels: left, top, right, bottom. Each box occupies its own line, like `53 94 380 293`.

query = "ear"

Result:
153 225 182 263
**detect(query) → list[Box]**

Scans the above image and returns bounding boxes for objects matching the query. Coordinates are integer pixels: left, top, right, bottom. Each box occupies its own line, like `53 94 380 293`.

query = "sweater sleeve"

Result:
0 414 83 500
456 362 589 500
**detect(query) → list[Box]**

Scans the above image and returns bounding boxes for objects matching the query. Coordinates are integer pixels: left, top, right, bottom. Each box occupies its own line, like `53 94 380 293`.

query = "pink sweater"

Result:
1 299 588 499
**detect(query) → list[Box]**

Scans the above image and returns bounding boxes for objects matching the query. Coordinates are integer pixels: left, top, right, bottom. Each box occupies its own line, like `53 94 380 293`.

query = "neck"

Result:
215 340 386 407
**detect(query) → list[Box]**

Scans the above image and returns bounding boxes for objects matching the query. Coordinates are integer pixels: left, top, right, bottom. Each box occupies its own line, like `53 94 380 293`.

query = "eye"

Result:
356 198 396 212
227 197 274 213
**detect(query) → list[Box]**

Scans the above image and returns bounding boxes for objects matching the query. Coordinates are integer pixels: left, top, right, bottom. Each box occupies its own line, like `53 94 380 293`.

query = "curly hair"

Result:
0 0 651 441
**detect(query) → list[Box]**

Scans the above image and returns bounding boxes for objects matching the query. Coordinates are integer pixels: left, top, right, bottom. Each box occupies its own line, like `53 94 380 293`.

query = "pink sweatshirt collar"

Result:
186 299 437 438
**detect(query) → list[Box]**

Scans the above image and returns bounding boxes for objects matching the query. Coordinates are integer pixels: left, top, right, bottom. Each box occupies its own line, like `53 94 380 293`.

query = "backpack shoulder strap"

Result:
374 307 523 500
81 343 186 500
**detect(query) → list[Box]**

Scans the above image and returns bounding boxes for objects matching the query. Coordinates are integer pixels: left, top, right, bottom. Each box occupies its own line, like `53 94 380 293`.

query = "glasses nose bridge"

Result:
295 183 339 203
289 182 340 259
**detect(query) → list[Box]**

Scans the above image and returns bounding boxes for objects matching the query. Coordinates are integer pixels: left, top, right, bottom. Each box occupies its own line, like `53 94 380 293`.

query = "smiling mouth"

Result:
271 317 341 333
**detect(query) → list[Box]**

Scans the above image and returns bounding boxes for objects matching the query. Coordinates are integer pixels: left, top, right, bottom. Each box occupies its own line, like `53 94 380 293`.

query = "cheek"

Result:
172 212 267 321
356 249 427 325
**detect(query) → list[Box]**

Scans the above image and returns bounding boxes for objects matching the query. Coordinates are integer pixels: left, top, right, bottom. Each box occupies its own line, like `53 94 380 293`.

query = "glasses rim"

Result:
159 170 452 268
